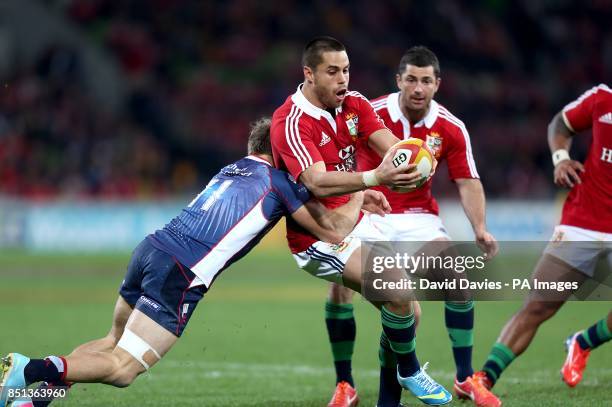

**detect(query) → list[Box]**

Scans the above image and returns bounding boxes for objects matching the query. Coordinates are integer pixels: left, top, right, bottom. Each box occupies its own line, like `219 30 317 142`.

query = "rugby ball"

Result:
386 138 434 192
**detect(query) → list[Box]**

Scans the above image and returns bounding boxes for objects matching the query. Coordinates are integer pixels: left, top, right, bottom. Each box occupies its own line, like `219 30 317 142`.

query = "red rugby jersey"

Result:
357 92 479 215
271 85 387 253
560 84 612 233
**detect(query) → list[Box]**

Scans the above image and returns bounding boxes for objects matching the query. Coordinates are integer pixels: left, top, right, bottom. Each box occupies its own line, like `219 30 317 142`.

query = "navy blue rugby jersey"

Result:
148 156 309 287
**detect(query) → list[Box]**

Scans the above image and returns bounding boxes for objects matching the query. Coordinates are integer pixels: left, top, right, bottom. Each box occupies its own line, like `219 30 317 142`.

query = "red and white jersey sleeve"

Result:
437 105 479 180
562 85 601 133
270 108 322 180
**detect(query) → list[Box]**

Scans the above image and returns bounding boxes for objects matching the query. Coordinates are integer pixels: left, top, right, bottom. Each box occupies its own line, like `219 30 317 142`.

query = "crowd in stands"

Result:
0 0 609 199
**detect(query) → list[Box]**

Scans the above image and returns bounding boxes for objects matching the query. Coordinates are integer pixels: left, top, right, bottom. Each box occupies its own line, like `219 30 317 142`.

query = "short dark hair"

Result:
247 117 272 155
398 46 441 78
302 36 346 69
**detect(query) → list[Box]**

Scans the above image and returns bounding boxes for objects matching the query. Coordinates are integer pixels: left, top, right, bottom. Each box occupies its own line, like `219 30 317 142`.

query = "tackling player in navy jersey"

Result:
0 118 390 407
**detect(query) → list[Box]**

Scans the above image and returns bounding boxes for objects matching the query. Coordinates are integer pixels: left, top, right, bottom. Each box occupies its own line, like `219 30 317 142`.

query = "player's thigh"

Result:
109 296 134 340
340 247 363 293
124 309 178 359
544 225 606 277
112 309 179 379
526 253 588 307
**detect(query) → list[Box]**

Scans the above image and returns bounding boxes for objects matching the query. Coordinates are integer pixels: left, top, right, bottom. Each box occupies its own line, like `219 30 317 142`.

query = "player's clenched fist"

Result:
553 159 585 188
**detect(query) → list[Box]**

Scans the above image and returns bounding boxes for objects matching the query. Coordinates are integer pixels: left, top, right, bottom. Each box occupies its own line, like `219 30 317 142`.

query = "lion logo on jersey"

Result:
345 112 359 138
426 132 443 158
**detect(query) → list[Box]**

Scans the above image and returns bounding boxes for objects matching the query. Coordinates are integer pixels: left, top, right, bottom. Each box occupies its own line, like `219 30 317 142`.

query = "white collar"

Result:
246 155 272 166
387 92 439 129
291 84 326 119
291 84 338 132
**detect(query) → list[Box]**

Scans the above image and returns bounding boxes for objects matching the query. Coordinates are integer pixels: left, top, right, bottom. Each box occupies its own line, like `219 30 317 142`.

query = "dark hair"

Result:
247 117 272 155
302 36 346 69
398 46 441 78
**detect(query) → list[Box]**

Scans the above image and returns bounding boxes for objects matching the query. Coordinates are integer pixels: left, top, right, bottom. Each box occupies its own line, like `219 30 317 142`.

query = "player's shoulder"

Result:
370 93 393 111
271 94 314 138
435 102 467 132
272 94 296 120
346 90 371 101
344 90 377 110
589 84 612 103
570 84 612 105
588 83 611 96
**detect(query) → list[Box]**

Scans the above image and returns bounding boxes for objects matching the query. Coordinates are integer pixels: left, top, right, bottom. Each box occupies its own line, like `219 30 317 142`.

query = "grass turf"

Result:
0 249 610 406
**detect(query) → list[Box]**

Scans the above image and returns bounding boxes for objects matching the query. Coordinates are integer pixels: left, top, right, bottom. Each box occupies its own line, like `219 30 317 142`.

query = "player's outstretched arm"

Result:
455 178 499 259
291 192 365 243
300 157 420 198
548 111 585 188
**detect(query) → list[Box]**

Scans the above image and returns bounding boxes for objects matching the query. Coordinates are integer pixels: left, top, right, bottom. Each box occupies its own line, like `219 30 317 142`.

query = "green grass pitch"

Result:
0 248 610 406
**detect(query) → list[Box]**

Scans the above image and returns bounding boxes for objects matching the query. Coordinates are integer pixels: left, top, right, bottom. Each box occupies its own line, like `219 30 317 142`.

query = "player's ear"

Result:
304 66 315 84
396 73 402 90
434 77 441 93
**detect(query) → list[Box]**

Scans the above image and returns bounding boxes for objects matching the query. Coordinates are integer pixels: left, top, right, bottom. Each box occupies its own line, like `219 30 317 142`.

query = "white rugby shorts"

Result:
369 213 451 242
544 224 612 276
293 213 387 284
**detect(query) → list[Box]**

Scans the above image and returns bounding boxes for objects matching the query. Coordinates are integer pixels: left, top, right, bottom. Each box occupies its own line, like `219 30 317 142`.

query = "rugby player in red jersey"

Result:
477 84 612 398
271 37 452 406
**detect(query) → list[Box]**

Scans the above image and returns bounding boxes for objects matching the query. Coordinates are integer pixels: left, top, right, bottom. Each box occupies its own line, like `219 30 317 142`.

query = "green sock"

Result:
482 342 516 386
325 301 356 386
577 317 612 350
445 301 474 381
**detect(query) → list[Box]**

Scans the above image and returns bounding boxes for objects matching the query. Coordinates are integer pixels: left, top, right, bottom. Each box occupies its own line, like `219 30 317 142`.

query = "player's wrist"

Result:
552 149 570 166
362 170 380 187
474 227 487 238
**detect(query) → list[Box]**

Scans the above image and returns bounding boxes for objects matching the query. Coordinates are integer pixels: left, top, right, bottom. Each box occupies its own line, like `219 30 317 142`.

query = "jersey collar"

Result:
388 92 439 129
291 84 339 132
246 155 272 166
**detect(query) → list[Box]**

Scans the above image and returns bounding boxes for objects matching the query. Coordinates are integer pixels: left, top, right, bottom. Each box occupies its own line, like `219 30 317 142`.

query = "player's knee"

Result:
328 283 354 303
385 297 414 316
106 330 123 347
108 364 141 388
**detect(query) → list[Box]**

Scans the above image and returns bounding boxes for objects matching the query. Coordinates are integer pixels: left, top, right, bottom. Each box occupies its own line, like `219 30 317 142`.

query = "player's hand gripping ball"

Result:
386 138 435 192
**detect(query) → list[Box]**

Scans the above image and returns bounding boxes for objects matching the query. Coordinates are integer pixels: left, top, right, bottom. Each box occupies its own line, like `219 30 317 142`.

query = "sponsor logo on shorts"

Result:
331 238 352 253
181 303 190 320
138 296 161 312
552 229 566 243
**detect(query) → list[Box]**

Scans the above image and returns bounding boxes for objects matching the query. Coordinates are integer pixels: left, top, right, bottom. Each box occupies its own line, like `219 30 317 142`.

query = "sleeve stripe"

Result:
285 104 312 171
284 105 308 171
292 108 313 168
561 111 576 133
347 90 386 126
371 101 387 111
563 84 608 113
438 111 479 178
